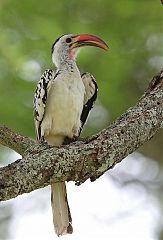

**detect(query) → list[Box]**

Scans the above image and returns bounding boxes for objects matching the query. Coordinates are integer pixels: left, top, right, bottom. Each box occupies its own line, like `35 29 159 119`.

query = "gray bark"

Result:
0 69 163 202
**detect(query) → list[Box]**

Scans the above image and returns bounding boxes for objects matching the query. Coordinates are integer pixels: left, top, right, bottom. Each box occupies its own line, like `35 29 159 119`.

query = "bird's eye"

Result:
66 38 72 43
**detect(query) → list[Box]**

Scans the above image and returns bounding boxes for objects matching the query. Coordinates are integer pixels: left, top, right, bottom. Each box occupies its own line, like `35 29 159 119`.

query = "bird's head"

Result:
51 34 108 68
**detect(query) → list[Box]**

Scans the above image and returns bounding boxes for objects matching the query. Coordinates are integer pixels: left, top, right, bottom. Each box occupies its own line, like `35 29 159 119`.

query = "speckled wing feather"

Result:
80 72 98 134
33 69 56 140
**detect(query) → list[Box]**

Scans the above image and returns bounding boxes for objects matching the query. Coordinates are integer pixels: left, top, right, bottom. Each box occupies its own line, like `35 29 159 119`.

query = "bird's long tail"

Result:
51 182 73 236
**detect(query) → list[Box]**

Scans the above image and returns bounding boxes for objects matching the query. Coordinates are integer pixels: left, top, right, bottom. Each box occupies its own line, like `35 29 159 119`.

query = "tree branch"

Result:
0 125 34 155
0 69 163 201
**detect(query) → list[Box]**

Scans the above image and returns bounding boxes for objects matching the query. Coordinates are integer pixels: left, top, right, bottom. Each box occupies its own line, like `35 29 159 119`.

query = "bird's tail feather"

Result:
51 182 73 236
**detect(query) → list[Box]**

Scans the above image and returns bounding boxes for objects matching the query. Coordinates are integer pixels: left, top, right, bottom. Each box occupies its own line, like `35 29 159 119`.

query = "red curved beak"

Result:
71 34 108 51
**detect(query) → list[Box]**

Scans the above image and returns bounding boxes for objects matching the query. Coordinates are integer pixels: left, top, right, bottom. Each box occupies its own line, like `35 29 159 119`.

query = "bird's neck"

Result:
57 59 80 74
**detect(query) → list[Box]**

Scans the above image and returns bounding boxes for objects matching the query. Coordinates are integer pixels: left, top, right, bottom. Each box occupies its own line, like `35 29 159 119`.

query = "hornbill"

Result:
33 34 108 236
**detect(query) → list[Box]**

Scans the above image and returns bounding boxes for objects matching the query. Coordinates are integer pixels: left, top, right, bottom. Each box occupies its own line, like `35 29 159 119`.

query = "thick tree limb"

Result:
0 69 163 202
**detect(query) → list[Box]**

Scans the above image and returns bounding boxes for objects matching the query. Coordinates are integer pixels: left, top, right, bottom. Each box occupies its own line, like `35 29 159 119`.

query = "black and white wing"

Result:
80 72 98 134
33 69 56 141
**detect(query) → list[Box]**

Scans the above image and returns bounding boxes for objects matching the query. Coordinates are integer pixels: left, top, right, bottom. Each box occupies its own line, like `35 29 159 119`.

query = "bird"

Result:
33 34 108 236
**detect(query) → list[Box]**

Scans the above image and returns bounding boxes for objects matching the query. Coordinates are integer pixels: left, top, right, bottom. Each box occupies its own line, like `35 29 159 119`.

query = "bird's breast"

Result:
42 74 85 138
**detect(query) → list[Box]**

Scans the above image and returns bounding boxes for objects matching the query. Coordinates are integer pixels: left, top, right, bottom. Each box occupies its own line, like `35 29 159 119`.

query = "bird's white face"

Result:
51 34 108 68
52 34 79 67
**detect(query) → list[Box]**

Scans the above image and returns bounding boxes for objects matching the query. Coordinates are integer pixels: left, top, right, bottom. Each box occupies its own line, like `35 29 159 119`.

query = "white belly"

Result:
41 74 85 139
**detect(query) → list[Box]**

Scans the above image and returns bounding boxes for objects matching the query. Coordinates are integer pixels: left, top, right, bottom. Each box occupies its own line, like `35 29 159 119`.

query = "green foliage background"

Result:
1 0 163 161
0 1 163 238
